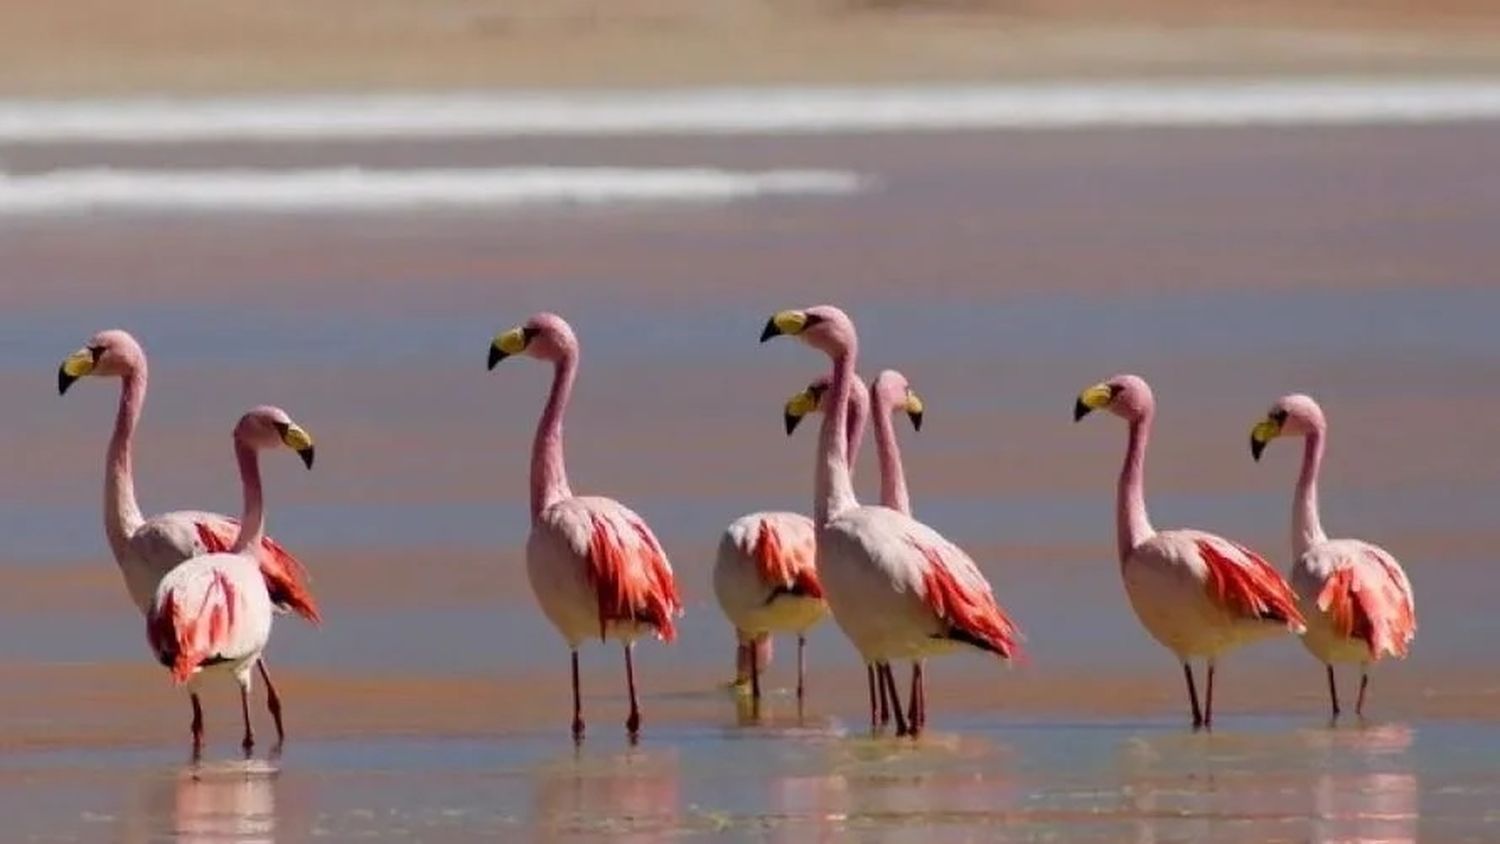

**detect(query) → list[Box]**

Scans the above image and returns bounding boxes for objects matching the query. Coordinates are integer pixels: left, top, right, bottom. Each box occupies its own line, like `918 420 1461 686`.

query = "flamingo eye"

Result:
1271 408 1289 425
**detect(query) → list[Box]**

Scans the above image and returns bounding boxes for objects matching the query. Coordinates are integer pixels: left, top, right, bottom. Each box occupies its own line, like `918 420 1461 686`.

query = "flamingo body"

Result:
1292 540 1415 665
713 512 823 639
528 495 681 648
149 554 273 686
1123 529 1304 660
819 505 1021 663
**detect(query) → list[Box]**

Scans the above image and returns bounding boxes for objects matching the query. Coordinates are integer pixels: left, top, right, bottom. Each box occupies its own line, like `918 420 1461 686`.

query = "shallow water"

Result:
2 109 1499 837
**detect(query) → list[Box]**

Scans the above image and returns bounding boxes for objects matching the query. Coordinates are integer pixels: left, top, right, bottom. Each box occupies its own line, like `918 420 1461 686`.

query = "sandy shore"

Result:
7 1 1500 97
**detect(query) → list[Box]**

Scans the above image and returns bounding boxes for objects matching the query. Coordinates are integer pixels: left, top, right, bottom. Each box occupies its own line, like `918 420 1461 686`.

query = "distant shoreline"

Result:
7 1 1500 97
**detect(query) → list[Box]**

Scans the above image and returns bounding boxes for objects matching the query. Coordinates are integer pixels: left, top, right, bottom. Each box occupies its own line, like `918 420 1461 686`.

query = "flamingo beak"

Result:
1074 383 1113 422
57 348 97 395
297 446 316 470
278 423 316 469
760 310 809 343
783 389 817 436
1250 419 1280 462
488 327 531 370
905 392 925 431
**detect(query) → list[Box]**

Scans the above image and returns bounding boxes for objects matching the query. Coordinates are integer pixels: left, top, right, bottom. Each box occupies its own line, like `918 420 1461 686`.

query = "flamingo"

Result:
1250 393 1416 717
147 406 315 756
784 371 928 728
1073 374 1306 729
761 306 1021 737
488 312 683 741
711 373 869 706
58 330 320 738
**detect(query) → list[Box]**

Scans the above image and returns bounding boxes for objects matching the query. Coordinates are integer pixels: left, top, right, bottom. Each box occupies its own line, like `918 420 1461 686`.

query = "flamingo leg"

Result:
190 693 205 759
749 635 762 702
907 661 926 736
880 663 909 737
1356 670 1369 717
624 643 642 738
796 635 807 701
877 662 892 726
1183 663 1204 729
571 649 585 742
1204 662 1216 730
257 659 285 746
239 684 255 755
1326 664 1341 718
867 665 880 730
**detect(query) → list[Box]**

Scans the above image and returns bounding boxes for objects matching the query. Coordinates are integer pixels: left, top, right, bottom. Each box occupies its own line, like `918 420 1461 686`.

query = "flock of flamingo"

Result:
55 305 1416 753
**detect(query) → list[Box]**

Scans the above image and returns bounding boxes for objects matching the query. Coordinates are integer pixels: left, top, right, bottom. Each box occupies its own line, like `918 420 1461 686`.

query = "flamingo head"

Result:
1074 373 1153 423
57 329 145 395
872 369 924 432
1250 393 1325 461
759 305 855 358
488 312 577 369
235 405 316 470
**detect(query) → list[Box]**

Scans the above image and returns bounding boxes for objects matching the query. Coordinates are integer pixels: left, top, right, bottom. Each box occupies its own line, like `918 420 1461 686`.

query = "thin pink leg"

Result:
624 643 642 738
796 635 807 701
239 685 255 755
867 665 879 730
1204 662 1216 730
908 661 926 735
571 649 585 742
880 663 909 737
1356 670 1369 717
190 693 205 759
878 662 892 726
257 660 285 746
1326 664 1340 718
749 635 762 702
1183 663 1204 729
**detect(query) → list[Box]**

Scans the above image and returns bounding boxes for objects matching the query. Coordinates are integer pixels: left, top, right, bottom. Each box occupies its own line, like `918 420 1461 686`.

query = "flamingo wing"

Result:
1193 536 1306 632
905 528 1023 660
148 565 240 683
751 515 822 603
1317 547 1416 659
567 499 682 642
194 516 321 624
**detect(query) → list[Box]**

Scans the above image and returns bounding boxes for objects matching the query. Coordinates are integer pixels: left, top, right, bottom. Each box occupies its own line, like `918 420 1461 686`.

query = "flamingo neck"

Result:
1117 412 1157 561
815 349 860 524
872 394 911 516
530 354 576 522
844 381 869 483
230 440 264 554
104 370 147 560
1293 430 1328 557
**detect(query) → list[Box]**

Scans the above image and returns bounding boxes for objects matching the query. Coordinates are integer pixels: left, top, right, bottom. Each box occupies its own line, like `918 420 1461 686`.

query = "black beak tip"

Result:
1250 438 1266 462
298 447 316 470
58 368 77 395
759 319 780 343
909 410 923 432
487 346 505 370
784 413 801 436
1073 399 1091 422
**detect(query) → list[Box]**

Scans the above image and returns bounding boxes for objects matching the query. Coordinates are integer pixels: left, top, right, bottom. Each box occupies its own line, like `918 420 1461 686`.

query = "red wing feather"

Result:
147 572 238 684
586 512 682 642
753 519 823 600
1196 539 1305 631
1317 551 1416 659
196 519 321 624
910 538 1023 660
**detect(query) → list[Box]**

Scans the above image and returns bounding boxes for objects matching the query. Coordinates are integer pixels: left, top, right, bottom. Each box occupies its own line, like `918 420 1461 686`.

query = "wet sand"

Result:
2 115 1499 838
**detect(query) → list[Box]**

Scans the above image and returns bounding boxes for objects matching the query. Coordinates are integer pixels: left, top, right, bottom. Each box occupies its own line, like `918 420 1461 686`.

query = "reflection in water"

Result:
121 759 278 844
532 745 680 842
1116 723 1418 843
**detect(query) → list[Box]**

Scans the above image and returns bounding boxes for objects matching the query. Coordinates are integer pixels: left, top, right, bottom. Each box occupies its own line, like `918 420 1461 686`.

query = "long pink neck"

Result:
844 382 869 482
872 390 911 516
530 354 576 523
1117 412 1157 561
1293 429 1328 557
230 440 265 553
814 349 860 524
104 370 147 561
